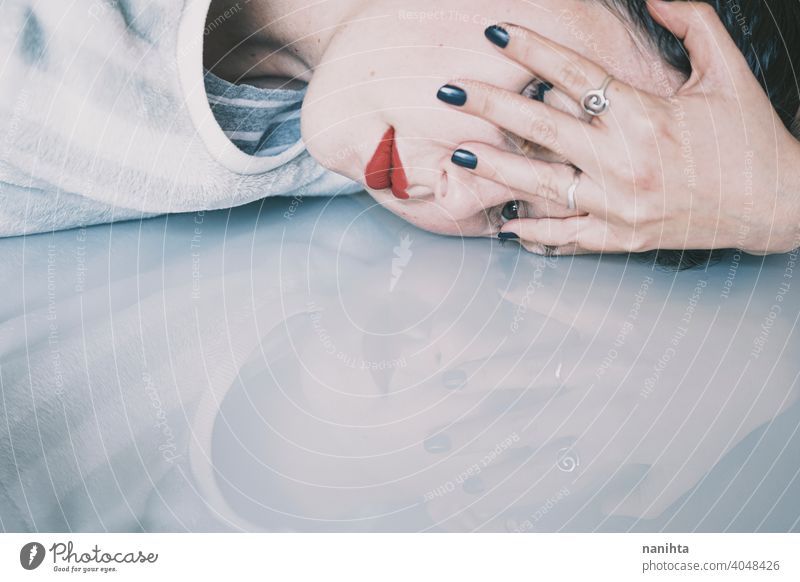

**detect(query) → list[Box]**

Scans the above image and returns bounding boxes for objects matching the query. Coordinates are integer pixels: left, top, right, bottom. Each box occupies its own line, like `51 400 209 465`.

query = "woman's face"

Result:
301 0 682 237
218 243 574 524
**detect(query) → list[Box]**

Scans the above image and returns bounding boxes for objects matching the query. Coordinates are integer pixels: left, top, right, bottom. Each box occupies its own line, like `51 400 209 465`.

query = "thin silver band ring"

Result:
567 169 581 211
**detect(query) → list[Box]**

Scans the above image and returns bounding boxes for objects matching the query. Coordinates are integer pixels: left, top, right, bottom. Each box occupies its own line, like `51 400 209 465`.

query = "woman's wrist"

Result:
727 126 800 255
768 135 800 254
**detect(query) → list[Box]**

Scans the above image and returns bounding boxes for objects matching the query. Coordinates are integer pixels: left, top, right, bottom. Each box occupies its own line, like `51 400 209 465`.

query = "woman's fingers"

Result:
501 216 649 254
457 356 571 400
453 142 607 214
439 80 602 171
433 410 547 457
463 447 578 530
647 0 750 85
430 386 591 458
502 216 596 250
486 22 634 112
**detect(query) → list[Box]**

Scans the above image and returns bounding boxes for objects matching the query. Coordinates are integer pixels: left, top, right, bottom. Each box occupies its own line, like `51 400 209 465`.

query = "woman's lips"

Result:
364 127 409 200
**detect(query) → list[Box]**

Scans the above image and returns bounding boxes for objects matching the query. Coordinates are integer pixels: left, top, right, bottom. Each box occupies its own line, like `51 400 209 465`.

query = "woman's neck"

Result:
203 0 357 85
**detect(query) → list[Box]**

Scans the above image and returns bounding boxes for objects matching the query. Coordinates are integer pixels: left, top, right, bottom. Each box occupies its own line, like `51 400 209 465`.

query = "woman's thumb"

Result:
646 0 749 84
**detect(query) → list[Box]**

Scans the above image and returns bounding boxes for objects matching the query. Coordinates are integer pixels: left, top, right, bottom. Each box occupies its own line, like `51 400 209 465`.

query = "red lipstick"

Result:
365 127 409 200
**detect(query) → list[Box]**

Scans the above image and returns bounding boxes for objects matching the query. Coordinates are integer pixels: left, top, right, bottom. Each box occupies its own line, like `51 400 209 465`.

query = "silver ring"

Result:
556 446 580 472
581 75 614 117
566 169 581 211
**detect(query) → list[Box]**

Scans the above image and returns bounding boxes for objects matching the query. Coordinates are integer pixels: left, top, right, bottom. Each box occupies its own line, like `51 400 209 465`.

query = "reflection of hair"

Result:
608 0 800 269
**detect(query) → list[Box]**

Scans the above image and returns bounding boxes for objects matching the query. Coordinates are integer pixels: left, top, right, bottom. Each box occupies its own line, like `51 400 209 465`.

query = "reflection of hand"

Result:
446 330 799 529
260 333 576 528
438 2 800 256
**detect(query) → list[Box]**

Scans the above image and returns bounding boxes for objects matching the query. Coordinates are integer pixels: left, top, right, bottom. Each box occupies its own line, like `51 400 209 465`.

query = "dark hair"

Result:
608 0 800 269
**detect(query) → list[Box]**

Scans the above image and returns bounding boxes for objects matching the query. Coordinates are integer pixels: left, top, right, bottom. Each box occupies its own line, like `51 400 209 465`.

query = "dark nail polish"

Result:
498 232 519 241
462 476 486 495
451 149 478 170
533 80 554 102
437 84 467 106
485 25 510 48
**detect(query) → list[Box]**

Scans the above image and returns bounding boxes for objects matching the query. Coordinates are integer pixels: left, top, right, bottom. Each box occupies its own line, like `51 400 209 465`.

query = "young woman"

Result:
0 0 699 234
3 0 797 271
205 0 800 267
203 0 694 240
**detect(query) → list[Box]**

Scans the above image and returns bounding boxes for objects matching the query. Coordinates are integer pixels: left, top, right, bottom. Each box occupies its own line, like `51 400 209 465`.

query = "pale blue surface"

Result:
1 194 799 532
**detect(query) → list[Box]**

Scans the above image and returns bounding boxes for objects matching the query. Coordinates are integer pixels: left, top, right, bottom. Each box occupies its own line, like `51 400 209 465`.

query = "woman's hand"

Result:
439 0 800 256
426 314 799 529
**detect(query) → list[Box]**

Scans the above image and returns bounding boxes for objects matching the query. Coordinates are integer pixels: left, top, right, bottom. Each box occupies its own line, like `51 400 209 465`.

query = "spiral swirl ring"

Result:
581 76 614 117
556 447 580 472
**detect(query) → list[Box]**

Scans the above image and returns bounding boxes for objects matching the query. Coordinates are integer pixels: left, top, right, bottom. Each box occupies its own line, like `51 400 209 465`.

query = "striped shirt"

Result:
0 0 361 237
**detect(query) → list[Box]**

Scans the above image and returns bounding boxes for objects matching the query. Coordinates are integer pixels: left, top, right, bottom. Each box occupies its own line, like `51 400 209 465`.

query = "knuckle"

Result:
558 63 588 92
694 3 717 22
519 41 539 70
620 157 659 194
536 167 561 201
652 114 676 142
481 156 502 182
613 164 636 193
635 164 660 193
524 112 559 148
627 231 652 253
617 203 638 225
476 90 496 120
635 202 659 225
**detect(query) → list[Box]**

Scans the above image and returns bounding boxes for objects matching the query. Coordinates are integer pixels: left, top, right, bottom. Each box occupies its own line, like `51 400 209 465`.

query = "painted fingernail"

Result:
424 433 452 454
533 81 554 102
462 476 486 495
485 25 510 48
498 232 519 241
437 84 467 106
451 149 478 170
